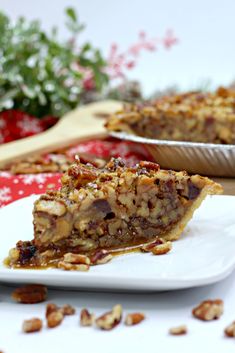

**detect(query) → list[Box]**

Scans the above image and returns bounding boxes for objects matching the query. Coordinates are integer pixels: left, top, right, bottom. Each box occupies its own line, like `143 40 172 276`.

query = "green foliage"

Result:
0 9 109 117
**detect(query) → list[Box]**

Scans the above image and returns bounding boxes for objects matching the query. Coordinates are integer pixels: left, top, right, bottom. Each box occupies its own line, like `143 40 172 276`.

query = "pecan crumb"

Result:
22 318 43 333
141 238 172 255
47 311 64 328
96 304 122 330
192 299 224 321
58 261 90 271
169 325 187 335
80 308 95 326
125 313 145 326
12 284 47 304
224 321 235 337
90 249 113 265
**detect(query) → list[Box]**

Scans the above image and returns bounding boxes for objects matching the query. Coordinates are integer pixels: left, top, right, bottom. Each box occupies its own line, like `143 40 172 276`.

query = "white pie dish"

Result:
110 131 235 177
0 194 234 291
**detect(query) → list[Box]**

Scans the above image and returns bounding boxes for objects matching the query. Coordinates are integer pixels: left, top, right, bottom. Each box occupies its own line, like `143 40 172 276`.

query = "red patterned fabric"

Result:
0 111 152 207
0 110 58 143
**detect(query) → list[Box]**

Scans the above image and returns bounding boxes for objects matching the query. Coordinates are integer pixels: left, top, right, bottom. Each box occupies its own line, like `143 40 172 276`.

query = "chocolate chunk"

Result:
188 181 200 200
93 199 112 215
106 158 125 171
16 241 37 265
104 212 115 220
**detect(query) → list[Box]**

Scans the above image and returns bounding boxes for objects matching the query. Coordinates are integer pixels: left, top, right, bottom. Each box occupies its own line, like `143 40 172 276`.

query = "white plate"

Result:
0 195 235 291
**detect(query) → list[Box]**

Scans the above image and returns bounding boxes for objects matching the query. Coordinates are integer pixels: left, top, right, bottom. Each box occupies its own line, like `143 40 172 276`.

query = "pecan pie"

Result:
8 158 222 268
106 87 235 144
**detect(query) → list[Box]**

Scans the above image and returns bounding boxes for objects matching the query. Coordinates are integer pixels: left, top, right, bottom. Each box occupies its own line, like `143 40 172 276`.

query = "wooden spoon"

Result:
0 100 122 168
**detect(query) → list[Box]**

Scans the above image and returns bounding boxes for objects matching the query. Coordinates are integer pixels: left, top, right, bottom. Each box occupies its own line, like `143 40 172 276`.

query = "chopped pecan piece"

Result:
35 199 67 216
150 241 172 255
96 304 122 330
22 318 43 333
80 309 95 326
47 311 64 328
169 325 187 335
58 261 90 271
12 284 47 304
125 313 145 326
192 299 224 321
141 237 165 252
90 249 113 265
60 304 76 316
224 321 235 337
63 253 90 265
46 303 59 318
141 238 172 255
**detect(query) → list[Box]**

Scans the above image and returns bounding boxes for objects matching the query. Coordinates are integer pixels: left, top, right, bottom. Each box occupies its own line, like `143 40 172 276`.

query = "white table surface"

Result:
1 270 235 353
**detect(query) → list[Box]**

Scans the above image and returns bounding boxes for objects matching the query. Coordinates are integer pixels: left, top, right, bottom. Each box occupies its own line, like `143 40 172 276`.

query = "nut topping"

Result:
22 318 43 333
63 253 90 265
192 299 224 321
169 325 187 335
125 313 145 326
58 261 90 271
224 321 235 337
90 249 113 265
47 311 64 328
96 304 122 330
80 309 95 326
12 284 47 304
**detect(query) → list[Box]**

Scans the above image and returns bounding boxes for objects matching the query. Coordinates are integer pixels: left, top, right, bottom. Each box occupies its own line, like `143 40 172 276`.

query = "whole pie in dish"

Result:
8 158 222 268
106 87 235 144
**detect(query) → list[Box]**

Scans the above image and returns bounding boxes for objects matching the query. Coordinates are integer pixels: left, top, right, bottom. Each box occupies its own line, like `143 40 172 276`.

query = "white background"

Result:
1 0 235 95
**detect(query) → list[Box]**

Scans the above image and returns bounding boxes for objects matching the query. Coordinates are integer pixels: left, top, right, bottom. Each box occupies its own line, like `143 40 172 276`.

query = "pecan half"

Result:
139 161 160 171
192 299 224 321
22 318 43 333
47 311 64 328
12 284 47 304
58 261 90 271
125 313 145 326
224 321 235 337
63 253 90 265
80 309 95 326
169 325 187 335
96 304 122 330
90 249 113 265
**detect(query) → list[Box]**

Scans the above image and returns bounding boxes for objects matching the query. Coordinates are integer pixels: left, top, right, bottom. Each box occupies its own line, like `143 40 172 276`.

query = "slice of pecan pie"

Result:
8 158 222 268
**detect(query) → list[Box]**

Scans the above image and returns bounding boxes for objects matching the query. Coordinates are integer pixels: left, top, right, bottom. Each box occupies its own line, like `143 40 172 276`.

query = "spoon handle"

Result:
0 100 122 168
